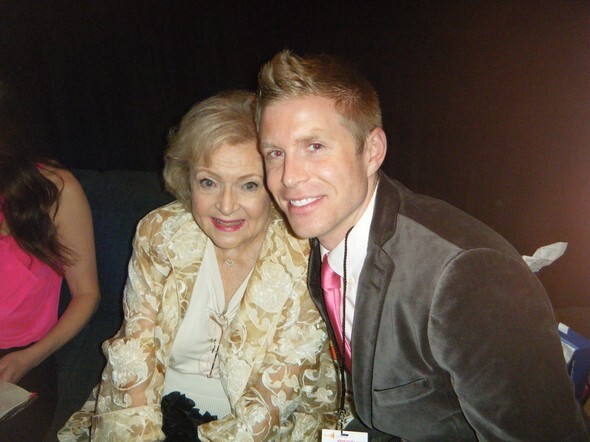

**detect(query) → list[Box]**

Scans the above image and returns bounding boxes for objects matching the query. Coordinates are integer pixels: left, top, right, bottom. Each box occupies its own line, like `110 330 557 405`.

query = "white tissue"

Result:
522 242 568 273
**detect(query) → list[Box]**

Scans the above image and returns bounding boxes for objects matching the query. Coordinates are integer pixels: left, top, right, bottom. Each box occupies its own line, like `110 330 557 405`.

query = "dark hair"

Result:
0 80 72 273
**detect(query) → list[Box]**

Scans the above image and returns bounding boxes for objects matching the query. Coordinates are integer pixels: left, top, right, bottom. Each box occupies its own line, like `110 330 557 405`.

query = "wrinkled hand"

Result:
0 349 36 384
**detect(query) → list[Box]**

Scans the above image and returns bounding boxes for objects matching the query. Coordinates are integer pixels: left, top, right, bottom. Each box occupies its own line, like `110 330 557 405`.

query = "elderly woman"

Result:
59 90 337 441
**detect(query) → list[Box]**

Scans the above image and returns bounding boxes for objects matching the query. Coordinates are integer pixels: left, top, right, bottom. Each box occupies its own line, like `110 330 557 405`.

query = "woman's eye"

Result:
243 182 259 191
199 178 215 188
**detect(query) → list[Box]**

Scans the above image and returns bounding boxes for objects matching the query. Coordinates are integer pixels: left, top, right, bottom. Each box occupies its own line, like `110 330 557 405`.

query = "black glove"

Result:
161 391 218 441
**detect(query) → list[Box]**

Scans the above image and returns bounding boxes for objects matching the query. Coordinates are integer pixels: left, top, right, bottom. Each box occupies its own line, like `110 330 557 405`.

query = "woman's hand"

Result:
0 348 37 383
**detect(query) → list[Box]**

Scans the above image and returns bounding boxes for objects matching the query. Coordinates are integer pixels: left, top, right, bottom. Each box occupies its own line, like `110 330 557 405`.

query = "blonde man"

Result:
257 50 588 441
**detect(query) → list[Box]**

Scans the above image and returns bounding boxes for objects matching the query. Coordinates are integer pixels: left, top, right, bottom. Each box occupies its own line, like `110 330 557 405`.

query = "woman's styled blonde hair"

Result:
256 50 382 152
163 90 257 208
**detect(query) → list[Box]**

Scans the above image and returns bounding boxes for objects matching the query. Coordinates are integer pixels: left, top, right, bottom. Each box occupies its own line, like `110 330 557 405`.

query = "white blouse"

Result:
163 238 249 418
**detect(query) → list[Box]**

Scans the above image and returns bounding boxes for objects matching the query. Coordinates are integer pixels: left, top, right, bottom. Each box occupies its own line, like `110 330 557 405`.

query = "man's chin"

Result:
281 207 327 239
297 223 334 242
287 221 318 240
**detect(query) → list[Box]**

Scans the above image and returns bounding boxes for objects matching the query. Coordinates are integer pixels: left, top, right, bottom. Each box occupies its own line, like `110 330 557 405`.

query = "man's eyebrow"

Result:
259 141 277 151
296 135 319 146
260 132 323 151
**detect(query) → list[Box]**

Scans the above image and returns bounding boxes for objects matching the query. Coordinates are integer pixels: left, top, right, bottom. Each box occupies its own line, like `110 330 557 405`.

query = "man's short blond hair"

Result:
256 50 382 152
163 90 257 208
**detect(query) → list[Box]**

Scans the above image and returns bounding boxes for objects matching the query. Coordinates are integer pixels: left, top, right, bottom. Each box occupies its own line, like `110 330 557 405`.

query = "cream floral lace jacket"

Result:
58 202 338 441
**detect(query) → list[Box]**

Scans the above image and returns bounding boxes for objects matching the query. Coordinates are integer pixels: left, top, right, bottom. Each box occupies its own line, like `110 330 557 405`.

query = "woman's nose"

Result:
217 186 238 214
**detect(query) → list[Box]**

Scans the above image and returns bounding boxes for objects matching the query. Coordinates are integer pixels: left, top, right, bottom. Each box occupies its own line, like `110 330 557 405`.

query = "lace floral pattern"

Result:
58 202 338 441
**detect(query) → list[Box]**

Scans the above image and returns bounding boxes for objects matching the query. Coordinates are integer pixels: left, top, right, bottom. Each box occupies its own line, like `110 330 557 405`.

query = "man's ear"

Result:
364 127 387 176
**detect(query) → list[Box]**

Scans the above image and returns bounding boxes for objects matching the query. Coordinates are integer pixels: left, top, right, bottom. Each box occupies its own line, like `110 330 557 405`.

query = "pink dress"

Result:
0 209 62 348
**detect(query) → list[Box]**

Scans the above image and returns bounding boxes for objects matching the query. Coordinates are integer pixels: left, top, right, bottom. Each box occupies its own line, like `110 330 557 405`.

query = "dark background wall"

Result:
2 1 589 308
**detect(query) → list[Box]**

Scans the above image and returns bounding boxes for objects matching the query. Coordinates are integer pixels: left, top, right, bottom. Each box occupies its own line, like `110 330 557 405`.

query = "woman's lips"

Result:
212 217 245 232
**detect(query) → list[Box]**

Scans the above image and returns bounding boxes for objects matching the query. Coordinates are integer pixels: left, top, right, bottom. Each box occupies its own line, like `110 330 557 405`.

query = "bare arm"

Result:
0 167 100 382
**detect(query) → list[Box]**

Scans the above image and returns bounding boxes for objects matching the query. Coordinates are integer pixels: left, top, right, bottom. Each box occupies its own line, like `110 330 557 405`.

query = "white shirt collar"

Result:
320 183 378 280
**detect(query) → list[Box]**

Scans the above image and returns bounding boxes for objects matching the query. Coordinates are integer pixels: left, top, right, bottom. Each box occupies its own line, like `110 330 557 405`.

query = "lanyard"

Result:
336 227 353 432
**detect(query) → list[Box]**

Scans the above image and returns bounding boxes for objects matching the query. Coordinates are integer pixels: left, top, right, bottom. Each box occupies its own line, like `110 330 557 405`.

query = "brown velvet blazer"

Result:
309 173 589 441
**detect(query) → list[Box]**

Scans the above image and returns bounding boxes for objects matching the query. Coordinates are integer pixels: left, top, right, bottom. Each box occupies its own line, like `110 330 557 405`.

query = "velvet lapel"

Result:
351 173 400 423
308 239 325 316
